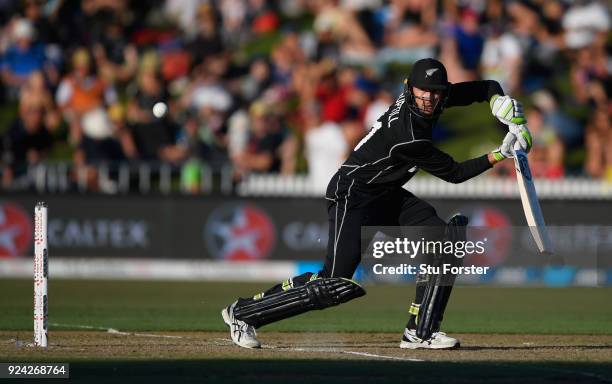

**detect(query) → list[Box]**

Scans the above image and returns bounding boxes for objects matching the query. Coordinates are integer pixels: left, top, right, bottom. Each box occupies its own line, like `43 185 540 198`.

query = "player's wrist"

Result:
488 152 501 165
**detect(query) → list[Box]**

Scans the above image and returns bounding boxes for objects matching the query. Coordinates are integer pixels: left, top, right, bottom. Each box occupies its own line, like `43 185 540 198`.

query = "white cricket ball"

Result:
152 102 167 118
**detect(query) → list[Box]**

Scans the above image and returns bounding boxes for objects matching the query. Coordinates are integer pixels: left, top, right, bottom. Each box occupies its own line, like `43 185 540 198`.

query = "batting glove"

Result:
491 132 516 161
508 123 532 153
490 95 526 125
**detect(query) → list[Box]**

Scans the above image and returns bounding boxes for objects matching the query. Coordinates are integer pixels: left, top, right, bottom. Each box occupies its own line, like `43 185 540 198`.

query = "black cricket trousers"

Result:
320 171 446 279
247 171 447 304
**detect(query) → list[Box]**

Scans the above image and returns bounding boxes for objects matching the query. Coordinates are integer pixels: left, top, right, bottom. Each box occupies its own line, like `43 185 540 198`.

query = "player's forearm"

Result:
420 153 492 184
442 154 493 183
446 80 504 107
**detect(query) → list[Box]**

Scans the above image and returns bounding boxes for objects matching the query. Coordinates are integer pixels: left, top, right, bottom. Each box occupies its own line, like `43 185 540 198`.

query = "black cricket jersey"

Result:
339 80 504 188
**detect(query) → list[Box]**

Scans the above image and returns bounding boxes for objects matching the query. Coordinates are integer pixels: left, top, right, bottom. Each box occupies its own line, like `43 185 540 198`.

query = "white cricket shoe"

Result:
399 328 460 349
221 301 261 349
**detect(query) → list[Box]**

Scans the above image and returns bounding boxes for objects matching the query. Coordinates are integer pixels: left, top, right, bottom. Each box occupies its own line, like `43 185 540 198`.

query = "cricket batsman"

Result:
222 58 532 349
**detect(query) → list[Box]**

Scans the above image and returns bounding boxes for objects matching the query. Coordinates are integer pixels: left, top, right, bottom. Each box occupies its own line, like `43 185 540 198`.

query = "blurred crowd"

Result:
0 0 610 193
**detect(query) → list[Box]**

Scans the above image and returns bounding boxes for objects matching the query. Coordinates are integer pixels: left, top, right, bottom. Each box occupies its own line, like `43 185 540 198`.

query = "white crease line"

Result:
107 329 183 339
267 344 424 362
343 350 424 362
288 347 337 353
50 322 183 339
50 323 109 331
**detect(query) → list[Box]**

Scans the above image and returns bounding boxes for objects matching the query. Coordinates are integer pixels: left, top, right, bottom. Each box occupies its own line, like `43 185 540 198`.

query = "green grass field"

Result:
1 279 611 383
2 279 611 334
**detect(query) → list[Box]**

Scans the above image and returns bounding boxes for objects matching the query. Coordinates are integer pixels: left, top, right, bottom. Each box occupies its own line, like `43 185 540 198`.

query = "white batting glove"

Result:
491 132 516 161
508 123 532 153
490 95 526 125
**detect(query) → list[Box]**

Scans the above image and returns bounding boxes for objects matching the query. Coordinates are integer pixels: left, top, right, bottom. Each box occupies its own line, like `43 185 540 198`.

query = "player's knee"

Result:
446 213 468 242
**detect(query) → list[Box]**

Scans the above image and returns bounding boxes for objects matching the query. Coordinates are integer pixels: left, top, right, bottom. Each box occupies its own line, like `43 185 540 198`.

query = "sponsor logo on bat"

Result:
516 152 532 181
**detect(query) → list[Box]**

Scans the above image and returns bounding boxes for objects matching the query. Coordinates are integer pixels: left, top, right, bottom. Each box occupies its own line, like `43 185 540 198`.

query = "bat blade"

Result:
512 149 554 253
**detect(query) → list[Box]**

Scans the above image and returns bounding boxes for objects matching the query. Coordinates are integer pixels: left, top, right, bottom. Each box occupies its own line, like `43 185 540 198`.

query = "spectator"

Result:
505 1 550 92
525 106 565 179
240 57 272 102
22 0 57 44
348 71 377 123
218 0 249 47
311 0 375 62
563 0 610 51
2 102 53 188
585 108 612 180
55 48 118 145
270 38 296 87
231 99 295 178
340 0 383 43
180 64 233 169
175 115 211 194
108 103 136 161
569 46 610 108
19 71 61 133
532 90 582 147
538 0 564 50
315 63 349 123
342 70 375 148
92 19 138 84
382 0 437 49
304 103 348 193
364 88 393 131
451 8 484 78
127 66 177 163
164 0 203 37
248 0 280 36
56 48 125 192
438 6 484 83
480 25 522 94
227 107 249 159
1 18 56 98
187 4 225 65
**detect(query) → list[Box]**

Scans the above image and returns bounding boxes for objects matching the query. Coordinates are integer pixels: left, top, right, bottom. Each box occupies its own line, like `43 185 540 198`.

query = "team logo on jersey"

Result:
204 204 276 260
425 68 439 78
0 202 33 258
461 206 512 267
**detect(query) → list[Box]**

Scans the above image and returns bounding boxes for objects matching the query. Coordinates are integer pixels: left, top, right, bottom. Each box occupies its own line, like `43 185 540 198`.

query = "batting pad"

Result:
234 278 366 328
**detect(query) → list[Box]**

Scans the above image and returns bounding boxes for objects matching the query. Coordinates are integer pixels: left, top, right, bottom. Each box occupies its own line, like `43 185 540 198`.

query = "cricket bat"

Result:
512 148 554 254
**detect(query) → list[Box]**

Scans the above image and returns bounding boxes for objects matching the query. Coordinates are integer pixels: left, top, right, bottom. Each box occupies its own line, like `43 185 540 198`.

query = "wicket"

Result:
34 202 48 347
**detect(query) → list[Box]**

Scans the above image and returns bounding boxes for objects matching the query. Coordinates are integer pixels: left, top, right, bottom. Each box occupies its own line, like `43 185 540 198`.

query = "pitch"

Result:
1 279 611 383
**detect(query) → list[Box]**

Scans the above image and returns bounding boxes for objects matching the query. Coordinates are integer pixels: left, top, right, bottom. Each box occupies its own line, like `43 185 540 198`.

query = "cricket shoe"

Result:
399 328 460 349
221 301 261 349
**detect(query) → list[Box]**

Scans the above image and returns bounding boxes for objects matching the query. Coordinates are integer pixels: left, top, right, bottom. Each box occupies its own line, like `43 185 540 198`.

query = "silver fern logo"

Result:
425 68 439 78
